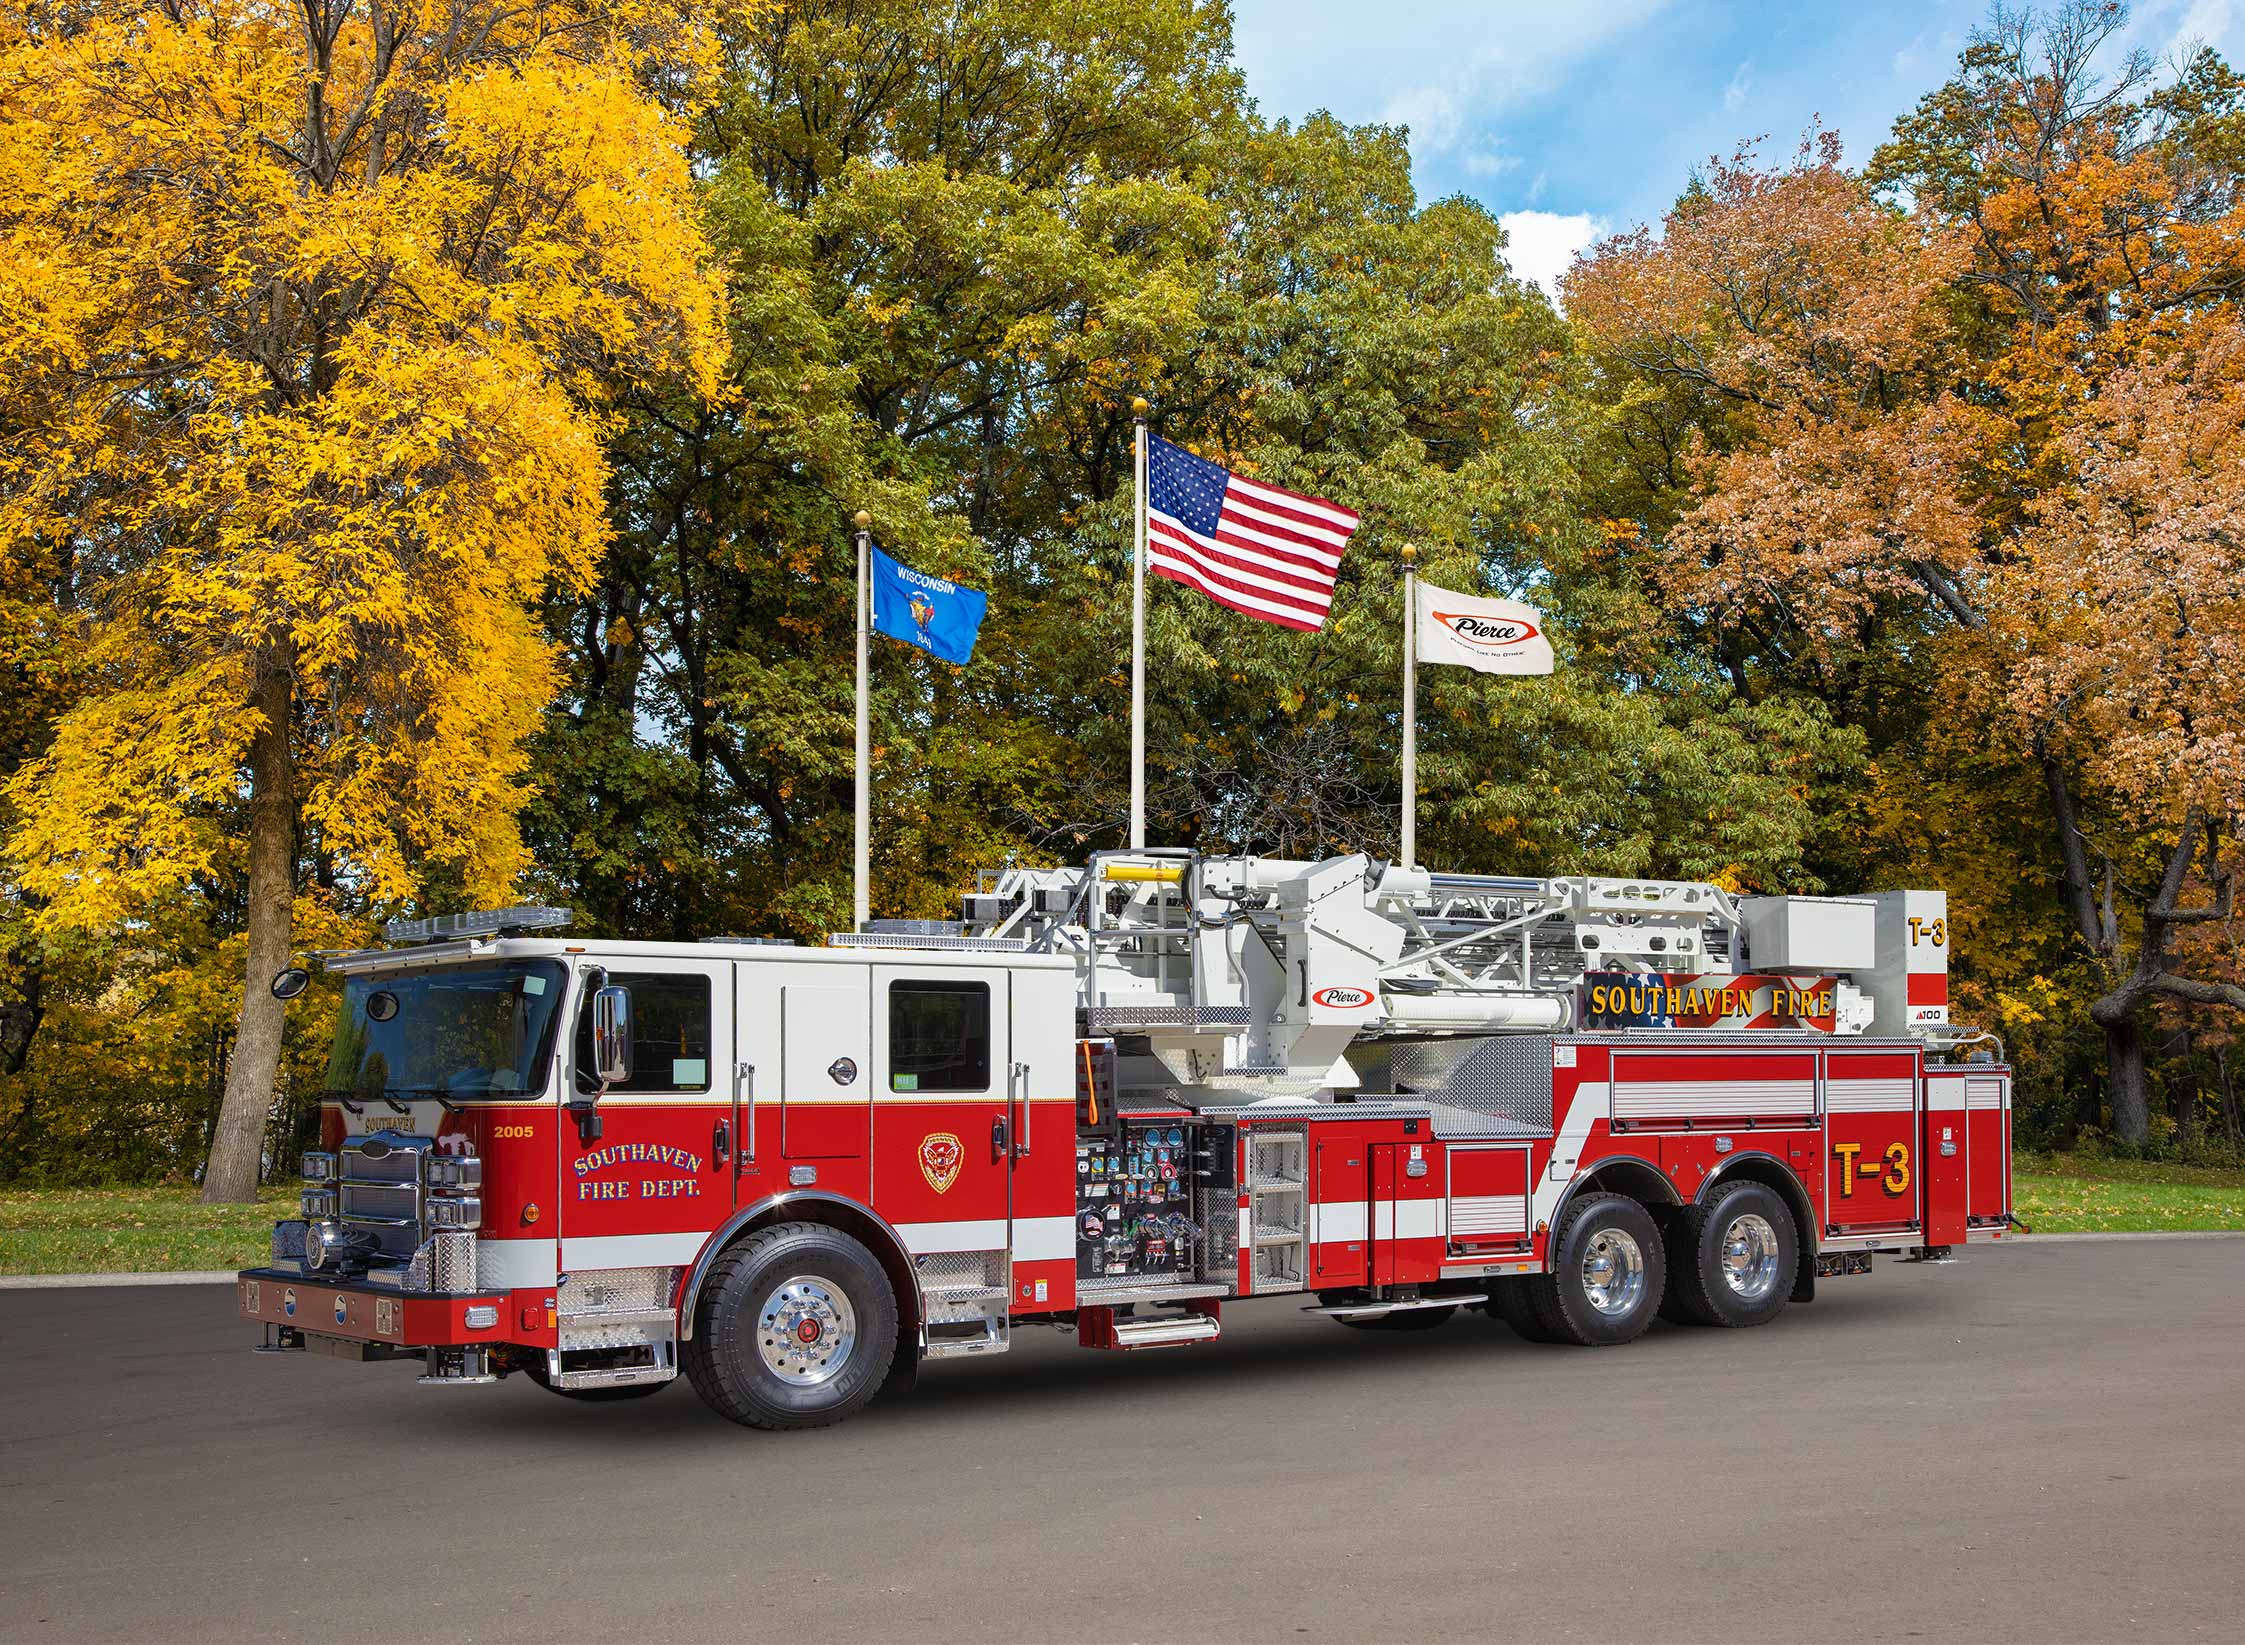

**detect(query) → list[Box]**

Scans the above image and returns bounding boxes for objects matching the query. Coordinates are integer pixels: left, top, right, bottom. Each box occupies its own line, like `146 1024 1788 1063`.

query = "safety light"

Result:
301 1152 336 1183
464 1305 500 1330
381 906 573 944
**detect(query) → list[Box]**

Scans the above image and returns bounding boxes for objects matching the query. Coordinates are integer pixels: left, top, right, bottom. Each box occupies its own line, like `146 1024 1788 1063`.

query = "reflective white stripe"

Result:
1532 1082 1609 1224
1316 1201 1367 1242
1926 1077 1967 1113
1011 1215 1074 1264
1372 1200 1447 1241
561 1232 706 1270
476 1237 559 1288
1449 1195 1528 1235
895 1218 1007 1255
1611 1079 1813 1118
1826 1079 1918 1113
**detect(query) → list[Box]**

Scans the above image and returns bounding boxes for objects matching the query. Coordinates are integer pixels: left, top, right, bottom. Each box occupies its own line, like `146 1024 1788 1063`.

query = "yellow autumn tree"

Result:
0 1 730 1198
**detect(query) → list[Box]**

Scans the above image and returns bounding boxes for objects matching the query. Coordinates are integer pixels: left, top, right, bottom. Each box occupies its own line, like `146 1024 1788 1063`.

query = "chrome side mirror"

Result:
591 985 632 1087
271 967 311 1001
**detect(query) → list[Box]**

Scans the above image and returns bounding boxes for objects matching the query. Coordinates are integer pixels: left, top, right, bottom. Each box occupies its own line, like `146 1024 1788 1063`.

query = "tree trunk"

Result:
201 655 296 1203
2218 1048 2240 1149
2101 1009 2149 1147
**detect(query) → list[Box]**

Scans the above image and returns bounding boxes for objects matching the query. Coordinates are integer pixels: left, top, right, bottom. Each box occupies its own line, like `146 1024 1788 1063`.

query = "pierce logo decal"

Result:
1433 611 1541 650
1311 985 1375 1010
918 1131 964 1195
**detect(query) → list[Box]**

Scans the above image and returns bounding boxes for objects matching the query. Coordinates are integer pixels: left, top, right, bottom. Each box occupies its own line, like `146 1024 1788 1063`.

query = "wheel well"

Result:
676 1192 924 1344
1574 1154 1683 1216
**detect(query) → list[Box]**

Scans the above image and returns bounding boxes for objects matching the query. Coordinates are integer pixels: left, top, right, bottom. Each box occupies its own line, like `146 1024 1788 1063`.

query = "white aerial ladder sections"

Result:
959 850 1946 1100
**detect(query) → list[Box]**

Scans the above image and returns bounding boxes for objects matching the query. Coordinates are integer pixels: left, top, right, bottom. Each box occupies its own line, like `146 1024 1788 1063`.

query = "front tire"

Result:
1527 1192 1666 1346
684 1221 900 1430
1667 1180 1799 1329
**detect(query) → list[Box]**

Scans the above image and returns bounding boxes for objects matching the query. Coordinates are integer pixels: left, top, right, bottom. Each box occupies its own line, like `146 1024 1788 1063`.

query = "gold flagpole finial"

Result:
853 510 871 531
1132 397 1150 417
1400 542 1417 563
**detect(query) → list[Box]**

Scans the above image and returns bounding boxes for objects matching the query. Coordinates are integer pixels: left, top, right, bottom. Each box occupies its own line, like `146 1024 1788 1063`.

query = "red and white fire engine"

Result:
240 851 2015 1428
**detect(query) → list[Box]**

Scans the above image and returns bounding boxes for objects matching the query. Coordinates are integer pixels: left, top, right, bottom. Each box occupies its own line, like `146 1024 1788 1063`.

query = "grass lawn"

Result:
2 1154 2241 1275
2014 1151 2245 1234
0 1185 297 1275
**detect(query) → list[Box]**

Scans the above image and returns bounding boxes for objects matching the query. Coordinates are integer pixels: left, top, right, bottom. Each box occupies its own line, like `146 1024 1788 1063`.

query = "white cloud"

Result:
1231 0 1673 166
1724 60 1752 112
1498 210 1607 300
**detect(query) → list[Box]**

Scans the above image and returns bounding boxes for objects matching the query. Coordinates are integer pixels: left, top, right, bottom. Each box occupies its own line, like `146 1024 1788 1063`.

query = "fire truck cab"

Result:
240 854 2015 1429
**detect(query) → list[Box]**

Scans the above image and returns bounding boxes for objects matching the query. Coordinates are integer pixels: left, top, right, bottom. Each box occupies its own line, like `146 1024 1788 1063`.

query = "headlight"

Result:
302 1152 336 1183
424 1155 482 1191
424 1196 482 1232
302 1219 334 1270
300 1187 337 1220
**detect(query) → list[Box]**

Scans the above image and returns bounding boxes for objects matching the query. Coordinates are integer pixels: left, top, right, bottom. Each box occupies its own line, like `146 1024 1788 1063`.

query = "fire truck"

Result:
239 851 2015 1428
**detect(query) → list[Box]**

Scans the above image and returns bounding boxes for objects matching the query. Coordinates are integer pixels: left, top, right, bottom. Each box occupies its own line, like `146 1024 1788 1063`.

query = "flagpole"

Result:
1400 542 1418 870
1130 397 1149 850
853 510 872 931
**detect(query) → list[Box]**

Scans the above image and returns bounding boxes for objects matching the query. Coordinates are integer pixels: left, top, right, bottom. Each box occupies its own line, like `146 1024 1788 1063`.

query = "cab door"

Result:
871 965 1013 1268
557 956 734 1274
729 959 872 1207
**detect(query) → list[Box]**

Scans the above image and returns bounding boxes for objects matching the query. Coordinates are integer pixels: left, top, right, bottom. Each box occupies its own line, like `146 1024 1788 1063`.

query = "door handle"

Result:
1012 1060 1032 1158
991 1115 1009 1161
736 1063 756 1173
712 1117 730 1167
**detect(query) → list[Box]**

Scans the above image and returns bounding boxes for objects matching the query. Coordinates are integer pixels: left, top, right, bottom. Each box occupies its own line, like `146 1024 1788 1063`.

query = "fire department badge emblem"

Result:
918 1131 964 1195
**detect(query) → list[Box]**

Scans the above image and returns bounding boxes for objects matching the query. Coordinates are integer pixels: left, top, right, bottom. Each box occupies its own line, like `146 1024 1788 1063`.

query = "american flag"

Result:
1145 433 1359 631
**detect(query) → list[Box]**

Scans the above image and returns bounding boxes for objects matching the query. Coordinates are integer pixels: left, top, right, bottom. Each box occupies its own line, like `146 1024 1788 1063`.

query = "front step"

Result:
543 1341 678 1391
1078 1301 1222 1350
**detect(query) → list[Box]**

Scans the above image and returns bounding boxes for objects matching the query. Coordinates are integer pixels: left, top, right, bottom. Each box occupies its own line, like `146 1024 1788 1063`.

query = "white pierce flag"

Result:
1413 580 1554 675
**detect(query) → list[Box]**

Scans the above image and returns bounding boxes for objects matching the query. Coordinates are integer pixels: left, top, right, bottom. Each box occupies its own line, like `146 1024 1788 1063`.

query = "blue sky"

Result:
1227 0 2243 295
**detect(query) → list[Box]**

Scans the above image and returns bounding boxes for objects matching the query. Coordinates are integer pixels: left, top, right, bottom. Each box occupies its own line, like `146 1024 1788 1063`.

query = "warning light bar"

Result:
382 906 574 944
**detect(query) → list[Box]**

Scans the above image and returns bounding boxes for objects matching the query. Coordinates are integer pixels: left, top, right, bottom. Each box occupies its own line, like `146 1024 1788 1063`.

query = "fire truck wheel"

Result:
685 1221 900 1430
1668 1180 1798 1329
1529 1192 1666 1347
1484 1277 1560 1343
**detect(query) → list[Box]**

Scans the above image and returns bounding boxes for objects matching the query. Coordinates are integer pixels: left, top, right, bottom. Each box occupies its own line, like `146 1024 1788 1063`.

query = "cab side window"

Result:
575 972 712 1092
889 980 990 1093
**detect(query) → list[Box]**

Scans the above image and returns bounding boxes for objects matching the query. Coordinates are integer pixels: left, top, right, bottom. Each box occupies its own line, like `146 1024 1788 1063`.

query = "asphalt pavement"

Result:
3 1237 2241 1643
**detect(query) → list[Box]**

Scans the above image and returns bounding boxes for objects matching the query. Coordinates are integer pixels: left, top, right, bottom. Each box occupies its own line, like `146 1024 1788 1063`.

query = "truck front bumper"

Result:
236 1268 510 1349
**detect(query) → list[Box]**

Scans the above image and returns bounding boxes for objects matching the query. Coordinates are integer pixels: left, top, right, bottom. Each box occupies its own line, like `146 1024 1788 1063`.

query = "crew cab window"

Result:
576 972 712 1092
889 980 990 1093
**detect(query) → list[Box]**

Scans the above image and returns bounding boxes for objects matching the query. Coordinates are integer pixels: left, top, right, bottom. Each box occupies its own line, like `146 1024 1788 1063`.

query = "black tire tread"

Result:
1671 1180 1799 1330
1529 1191 1665 1347
1486 1277 1559 1343
683 1221 898 1431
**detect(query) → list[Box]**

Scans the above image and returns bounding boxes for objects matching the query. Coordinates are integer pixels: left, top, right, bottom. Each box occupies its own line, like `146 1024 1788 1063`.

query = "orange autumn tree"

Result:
0 2 729 1198
1571 4 2245 1141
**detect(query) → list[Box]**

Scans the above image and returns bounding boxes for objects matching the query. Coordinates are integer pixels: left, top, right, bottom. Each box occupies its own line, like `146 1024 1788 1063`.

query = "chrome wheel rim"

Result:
1579 1228 1646 1317
757 1276 857 1386
1720 1213 1783 1303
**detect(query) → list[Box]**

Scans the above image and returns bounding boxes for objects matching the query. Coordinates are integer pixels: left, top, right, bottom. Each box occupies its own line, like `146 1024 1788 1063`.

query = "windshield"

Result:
325 961 569 1099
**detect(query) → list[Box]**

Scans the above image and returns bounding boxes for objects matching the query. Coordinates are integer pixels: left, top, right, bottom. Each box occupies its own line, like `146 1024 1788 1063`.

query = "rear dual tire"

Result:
1486 1192 1667 1347
1662 1180 1799 1329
